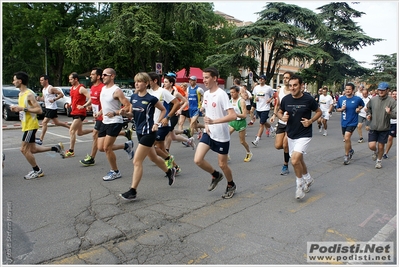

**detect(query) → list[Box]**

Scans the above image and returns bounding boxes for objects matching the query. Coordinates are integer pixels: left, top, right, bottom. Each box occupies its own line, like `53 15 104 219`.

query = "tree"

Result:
362 53 397 89
300 2 381 88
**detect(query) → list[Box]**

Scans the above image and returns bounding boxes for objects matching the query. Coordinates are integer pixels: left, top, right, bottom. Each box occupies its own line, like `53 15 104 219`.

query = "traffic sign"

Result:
156 63 162 74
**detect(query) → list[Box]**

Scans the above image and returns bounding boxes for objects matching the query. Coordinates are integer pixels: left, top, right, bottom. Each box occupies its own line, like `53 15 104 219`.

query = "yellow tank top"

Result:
18 90 39 131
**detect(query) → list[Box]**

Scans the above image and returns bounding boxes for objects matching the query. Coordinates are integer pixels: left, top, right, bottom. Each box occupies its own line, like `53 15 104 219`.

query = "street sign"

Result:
156 63 162 74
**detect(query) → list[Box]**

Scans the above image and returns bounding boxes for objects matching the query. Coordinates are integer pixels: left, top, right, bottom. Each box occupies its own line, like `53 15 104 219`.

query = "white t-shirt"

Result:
147 87 175 127
278 86 289 125
319 94 333 112
43 85 58 110
359 95 371 118
242 90 252 106
202 88 233 142
252 84 274 111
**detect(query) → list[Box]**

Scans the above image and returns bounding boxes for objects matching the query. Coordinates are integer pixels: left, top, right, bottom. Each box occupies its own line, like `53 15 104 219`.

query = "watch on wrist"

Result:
166 116 171 120
24 108 28 112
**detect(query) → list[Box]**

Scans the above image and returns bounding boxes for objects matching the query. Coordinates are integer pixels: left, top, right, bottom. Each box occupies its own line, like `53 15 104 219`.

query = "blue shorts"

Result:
389 124 397 137
199 132 230 155
368 130 389 144
189 108 202 118
156 126 171 141
257 110 270 124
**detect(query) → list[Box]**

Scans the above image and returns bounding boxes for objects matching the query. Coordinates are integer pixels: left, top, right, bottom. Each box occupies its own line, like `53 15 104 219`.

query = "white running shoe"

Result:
296 185 305 199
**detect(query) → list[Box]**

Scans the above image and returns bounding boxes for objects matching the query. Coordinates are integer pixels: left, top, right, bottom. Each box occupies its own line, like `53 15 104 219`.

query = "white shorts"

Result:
288 137 312 157
321 110 330 120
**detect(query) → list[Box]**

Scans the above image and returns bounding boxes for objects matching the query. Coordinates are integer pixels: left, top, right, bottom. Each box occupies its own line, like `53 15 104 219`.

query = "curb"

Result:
2 120 95 130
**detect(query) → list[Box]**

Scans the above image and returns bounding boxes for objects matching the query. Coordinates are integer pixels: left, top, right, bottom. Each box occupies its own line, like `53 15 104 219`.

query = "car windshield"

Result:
3 89 20 97
61 88 70 97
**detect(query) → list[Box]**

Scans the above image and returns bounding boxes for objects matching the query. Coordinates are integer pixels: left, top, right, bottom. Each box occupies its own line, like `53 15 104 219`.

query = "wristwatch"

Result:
166 116 171 120
24 108 28 112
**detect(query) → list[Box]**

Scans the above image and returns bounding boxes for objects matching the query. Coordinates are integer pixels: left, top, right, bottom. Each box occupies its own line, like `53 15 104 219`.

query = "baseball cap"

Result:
189 76 197 81
166 72 176 78
259 75 267 80
377 82 389 90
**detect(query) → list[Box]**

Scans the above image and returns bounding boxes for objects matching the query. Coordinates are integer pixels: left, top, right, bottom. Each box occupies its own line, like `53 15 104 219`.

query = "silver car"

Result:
54 86 92 117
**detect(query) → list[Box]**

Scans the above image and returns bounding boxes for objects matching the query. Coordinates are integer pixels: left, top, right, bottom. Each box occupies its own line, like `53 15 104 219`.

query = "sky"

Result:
213 1 398 69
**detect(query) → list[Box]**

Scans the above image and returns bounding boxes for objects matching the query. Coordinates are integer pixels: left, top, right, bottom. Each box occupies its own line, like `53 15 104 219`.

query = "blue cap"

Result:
166 72 176 78
377 82 389 90
259 75 267 80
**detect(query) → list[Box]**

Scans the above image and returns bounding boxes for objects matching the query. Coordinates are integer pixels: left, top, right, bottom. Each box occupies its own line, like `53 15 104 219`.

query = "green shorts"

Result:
229 119 247 132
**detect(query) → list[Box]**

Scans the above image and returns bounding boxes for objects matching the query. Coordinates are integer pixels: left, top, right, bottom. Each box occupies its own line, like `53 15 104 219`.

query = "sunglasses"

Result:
102 73 112 77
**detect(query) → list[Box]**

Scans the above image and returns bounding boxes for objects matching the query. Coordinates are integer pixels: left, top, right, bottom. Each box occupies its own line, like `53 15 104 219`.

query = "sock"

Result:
165 156 170 161
114 170 119 173
296 177 303 187
303 173 311 181
124 143 128 150
51 146 57 152
228 181 235 187
130 188 137 194
33 165 40 171
284 152 290 164
211 170 220 178
255 136 260 141
166 169 171 176
69 149 74 153
166 149 169 153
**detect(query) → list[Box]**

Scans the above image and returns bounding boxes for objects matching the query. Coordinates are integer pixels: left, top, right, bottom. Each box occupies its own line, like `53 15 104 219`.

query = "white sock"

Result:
255 136 260 141
303 173 311 181
296 177 303 187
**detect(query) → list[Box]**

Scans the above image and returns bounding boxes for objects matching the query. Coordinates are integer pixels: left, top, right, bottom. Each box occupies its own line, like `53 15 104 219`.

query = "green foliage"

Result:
362 53 397 89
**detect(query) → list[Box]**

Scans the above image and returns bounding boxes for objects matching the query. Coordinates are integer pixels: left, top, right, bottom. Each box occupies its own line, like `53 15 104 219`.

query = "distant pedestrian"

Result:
317 87 334 136
277 74 322 199
366 82 397 169
10 71 64 179
35 74 70 145
336 83 364 165
356 87 371 143
194 67 237 199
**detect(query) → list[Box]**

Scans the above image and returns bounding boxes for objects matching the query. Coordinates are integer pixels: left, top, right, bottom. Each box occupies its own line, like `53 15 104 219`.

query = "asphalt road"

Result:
2 113 397 264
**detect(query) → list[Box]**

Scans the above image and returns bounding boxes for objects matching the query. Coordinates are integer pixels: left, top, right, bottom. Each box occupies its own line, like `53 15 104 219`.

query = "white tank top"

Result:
43 85 57 109
100 85 123 124
278 86 289 125
231 97 243 120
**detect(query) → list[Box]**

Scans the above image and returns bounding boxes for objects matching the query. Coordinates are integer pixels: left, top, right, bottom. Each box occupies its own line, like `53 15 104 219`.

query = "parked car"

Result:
54 86 92 117
122 88 134 98
2 86 45 121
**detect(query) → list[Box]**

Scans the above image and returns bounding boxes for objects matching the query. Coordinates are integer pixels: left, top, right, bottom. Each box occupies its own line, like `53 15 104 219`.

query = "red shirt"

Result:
70 84 86 116
90 83 104 121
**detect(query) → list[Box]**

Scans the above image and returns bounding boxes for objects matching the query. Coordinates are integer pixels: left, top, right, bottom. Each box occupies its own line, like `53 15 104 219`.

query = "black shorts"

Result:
94 120 103 131
22 129 37 143
72 115 86 121
156 126 170 141
44 108 58 119
181 110 190 118
368 130 389 144
341 126 357 135
246 105 251 111
170 115 179 130
276 122 287 134
389 124 397 137
137 132 157 147
98 123 123 138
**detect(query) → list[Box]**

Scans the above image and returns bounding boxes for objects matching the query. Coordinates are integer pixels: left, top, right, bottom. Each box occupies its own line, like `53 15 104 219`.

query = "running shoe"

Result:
343 155 350 165
295 185 305 199
222 184 237 199
187 137 196 150
349 149 354 160
175 165 181 175
375 160 382 169
55 142 65 158
383 154 388 159
265 128 270 137
35 138 43 145
319 126 322 133
64 150 75 158
24 169 44 180
323 130 327 136
167 168 176 186
125 128 133 140
372 151 377 161
251 139 259 147
165 155 174 169
182 141 189 147
358 137 364 143
183 128 192 138
244 152 253 162
124 140 134 160
120 188 137 201
103 170 122 181
208 173 224 191
303 176 314 193
80 154 95 166
248 121 254 126
280 165 289 175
